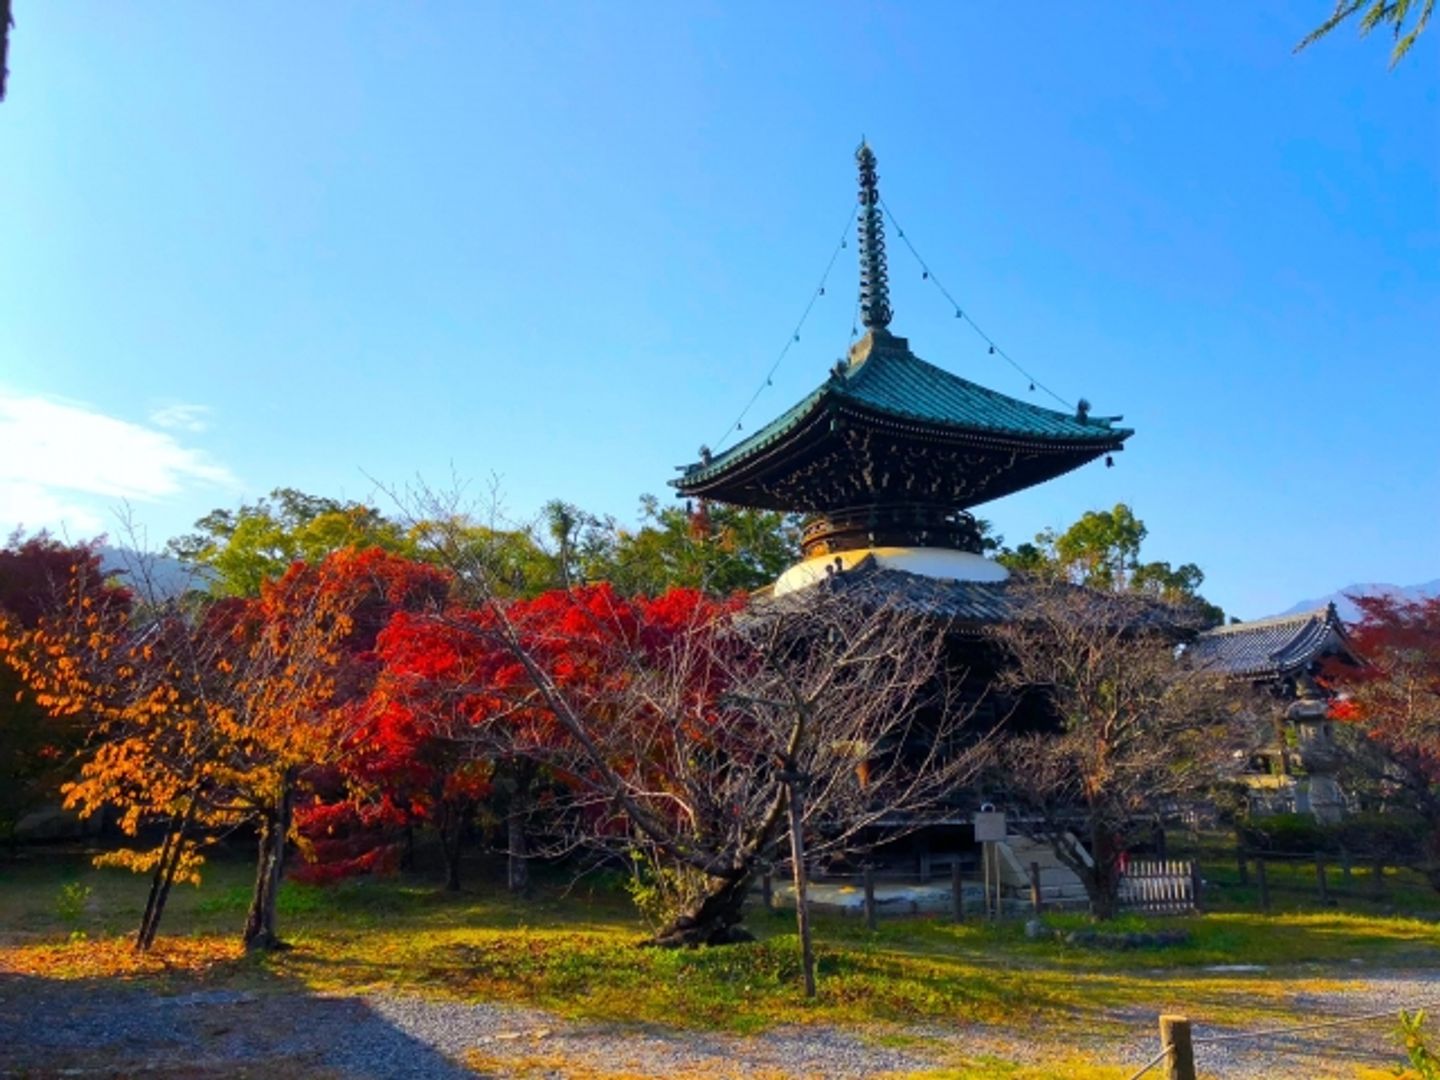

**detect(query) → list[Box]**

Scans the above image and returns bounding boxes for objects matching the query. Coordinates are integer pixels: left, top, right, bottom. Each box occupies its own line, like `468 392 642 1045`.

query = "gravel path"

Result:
3 969 1435 1078
1098 969 1440 1080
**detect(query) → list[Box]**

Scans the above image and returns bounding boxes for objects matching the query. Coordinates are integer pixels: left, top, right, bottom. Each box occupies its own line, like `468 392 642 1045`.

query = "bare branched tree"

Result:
398 497 990 993
985 584 1250 919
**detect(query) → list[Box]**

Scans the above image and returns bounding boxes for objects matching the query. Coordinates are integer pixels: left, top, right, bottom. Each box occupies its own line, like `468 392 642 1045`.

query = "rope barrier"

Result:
1192 1002 1440 1044
878 196 1075 411
714 204 858 450
1125 1000 1437 1076
1123 1046 1170 1079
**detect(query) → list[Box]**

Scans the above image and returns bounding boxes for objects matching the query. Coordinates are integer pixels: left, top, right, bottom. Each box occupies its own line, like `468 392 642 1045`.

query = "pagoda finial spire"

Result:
856 140 892 331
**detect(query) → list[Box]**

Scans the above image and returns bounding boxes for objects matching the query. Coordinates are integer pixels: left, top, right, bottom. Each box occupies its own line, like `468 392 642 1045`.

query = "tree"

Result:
1297 0 1433 66
1 0 12 103
997 503 1224 626
0 532 132 845
1325 594 1440 886
227 548 448 945
1052 504 1147 591
985 584 1243 918
300 617 503 893
341 598 574 895
9 546 446 950
169 488 417 597
393 502 988 994
587 495 802 596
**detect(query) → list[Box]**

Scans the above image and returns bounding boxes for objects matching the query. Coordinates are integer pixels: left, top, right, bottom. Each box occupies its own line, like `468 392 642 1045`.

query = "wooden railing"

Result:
1118 859 1200 914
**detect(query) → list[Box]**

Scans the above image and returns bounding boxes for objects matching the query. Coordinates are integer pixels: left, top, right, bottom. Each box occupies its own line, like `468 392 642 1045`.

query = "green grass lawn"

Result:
3 843 1438 1048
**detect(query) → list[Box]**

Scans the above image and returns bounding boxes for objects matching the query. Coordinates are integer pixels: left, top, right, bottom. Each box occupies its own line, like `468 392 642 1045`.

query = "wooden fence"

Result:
1118 859 1200 914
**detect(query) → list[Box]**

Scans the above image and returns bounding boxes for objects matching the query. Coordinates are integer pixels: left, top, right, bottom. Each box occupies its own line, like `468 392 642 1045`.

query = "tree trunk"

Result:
506 805 529 894
136 795 198 951
137 825 179 952
140 830 186 951
1273 712 1290 777
649 871 756 948
439 801 465 892
400 824 415 872
505 760 535 894
243 775 294 951
787 778 816 998
1086 822 1121 921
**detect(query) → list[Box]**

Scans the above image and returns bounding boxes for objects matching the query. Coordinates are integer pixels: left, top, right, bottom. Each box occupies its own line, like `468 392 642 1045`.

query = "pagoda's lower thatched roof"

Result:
674 330 1132 512
754 557 1187 637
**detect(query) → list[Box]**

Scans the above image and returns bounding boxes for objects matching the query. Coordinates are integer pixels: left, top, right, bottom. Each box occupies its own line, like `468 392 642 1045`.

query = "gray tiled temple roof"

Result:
753 557 1017 629
1186 603 1355 679
758 558 1184 635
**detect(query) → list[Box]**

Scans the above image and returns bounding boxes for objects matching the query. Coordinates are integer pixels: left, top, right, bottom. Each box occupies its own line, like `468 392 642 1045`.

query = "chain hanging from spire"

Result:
855 141 892 331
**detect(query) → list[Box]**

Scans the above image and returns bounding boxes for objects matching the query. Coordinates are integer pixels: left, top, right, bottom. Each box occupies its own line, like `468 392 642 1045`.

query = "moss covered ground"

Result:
2 845 1437 1076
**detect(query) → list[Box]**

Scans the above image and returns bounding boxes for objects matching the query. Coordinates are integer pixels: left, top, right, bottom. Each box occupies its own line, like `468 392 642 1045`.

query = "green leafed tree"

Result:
1298 0 1433 66
587 495 802 596
997 503 1224 626
169 488 417 597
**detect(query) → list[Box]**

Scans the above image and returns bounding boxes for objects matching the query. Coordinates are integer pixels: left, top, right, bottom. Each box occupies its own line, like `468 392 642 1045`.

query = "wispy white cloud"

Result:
0 390 239 539
149 402 213 433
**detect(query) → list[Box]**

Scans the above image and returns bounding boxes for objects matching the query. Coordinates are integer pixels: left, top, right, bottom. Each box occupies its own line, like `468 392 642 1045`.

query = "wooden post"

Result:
1029 861 1042 915
1340 846 1352 882
1236 825 1249 885
1159 1014 1197 1080
982 841 993 920
762 872 773 912
863 866 877 931
785 778 816 998
1315 852 1330 905
993 842 1003 919
951 860 964 923
1371 857 1386 899
1190 861 1204 914
1256 857 1270 913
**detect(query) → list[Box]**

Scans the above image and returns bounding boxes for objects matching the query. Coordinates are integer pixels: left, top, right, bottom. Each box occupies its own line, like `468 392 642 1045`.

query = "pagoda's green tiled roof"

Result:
841 339 1123 440
679 331 1130 489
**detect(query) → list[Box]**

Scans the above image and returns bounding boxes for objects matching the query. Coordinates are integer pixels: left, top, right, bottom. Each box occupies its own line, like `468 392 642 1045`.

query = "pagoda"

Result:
675 143 1132 598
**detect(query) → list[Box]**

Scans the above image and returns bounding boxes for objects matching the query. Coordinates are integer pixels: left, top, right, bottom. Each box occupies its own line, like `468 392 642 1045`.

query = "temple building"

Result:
672 144 1133 901
675 142 1131 621
1188 604 1361 820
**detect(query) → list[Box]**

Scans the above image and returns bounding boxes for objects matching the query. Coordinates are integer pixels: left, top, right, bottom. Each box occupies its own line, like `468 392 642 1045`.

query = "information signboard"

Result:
972 810 1007 843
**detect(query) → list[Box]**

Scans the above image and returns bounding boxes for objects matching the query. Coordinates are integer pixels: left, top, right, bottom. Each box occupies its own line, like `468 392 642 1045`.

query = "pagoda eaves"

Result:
674 327 1131 513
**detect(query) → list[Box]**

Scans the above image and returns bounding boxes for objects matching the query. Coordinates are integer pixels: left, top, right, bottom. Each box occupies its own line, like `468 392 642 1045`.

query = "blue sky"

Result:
1 3 1435 619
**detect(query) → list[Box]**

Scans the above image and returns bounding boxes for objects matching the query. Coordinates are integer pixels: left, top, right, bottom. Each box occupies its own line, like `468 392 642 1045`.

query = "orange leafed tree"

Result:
0 534 133 843
8 547 448 950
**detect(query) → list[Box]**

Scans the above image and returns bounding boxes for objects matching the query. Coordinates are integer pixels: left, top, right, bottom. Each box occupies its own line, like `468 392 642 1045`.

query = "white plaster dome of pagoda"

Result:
773 546 1009 598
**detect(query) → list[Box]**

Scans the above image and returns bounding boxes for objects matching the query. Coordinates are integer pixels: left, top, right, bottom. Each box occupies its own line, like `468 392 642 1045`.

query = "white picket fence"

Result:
1118 859 1199 914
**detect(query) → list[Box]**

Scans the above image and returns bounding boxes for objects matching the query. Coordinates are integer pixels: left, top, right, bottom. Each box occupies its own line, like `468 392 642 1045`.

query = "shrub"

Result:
1243 811 1427 865
1242 813 1331 855
1398 1009 1440 1080
623 851 713 931
55 881 91 923
1335 812 1426 865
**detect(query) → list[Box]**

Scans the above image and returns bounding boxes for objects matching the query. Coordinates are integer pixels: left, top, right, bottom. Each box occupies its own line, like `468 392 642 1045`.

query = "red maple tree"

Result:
1326 594 1440 886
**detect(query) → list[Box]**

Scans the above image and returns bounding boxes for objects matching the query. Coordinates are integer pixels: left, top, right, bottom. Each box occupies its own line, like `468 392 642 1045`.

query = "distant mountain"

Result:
98 546 211 600
1282 579 1440 623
